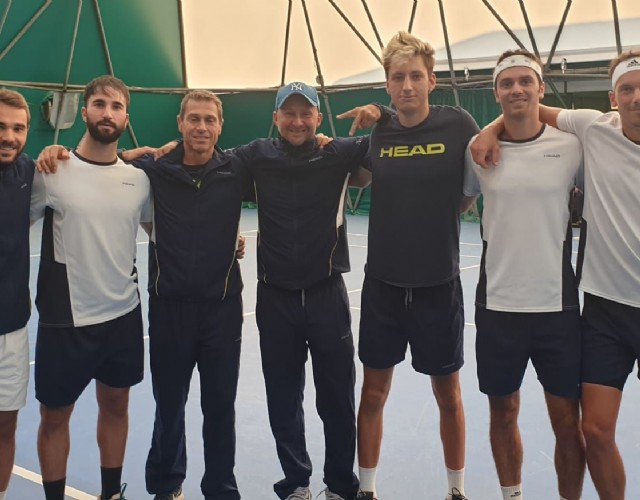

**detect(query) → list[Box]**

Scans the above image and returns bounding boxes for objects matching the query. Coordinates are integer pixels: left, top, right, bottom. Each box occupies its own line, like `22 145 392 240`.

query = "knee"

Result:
582 418 615 451
490 398 519 428
39 406 72 434
359 385 389 414
433 384 463 415
98 391 129 421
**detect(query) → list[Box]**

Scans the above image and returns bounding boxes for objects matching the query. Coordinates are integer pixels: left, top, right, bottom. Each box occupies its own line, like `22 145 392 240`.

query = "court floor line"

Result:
12 465 93 500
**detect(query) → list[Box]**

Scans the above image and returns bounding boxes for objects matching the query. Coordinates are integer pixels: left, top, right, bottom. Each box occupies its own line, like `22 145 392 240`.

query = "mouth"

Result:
0 143 17 152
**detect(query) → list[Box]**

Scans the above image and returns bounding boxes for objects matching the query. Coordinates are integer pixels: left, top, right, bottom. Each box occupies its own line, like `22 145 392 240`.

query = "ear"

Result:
81 106 87 122
538 81 545 99
177 114 183 134
494 87 500 103
608 90 617 109
316 111 323 127
272 110 279 127
125 113 130 127
428 72 437 92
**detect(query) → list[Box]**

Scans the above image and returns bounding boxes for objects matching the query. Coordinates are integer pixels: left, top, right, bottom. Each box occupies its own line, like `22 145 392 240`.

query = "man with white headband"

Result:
464 49 585 500
470 49 640 500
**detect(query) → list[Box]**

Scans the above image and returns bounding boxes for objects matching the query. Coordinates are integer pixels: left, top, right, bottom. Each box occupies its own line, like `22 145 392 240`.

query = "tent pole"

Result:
269 0 293 139
437 0 460 106
0 0 52 62
53 0 82 145
361 0 383 49
327 0 381 63
480 0 527 50
0 0 13 39
546 0 572 70
611 0 622 54
408 0 418 33
518 0 540 58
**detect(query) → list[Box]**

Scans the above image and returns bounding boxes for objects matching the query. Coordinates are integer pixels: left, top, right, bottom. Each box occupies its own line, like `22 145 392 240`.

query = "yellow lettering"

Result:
394 146 410 157
409 145 426 156
426 143 445 154
379 147 393 157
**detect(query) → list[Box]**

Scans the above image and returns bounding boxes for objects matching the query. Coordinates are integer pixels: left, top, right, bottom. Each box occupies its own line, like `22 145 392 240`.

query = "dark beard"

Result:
0 141 25 166
86 120 125 144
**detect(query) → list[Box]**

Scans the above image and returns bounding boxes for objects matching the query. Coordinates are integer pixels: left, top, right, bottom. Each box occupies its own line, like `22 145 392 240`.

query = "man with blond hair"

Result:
344 31 478 500
0 88 33 500
471 49 640 500
464 49 585 500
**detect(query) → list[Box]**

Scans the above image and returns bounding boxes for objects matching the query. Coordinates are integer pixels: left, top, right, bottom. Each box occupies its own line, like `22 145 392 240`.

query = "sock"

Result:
447 467 465 496
501 484 523 500
100 466 123 499
0 489 6 500
43 478 66 500
358 466 377 494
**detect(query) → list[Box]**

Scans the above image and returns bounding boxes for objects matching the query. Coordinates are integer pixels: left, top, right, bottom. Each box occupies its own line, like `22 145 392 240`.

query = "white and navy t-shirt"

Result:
30 151 152 327
558 109 640 308
464 125 583 312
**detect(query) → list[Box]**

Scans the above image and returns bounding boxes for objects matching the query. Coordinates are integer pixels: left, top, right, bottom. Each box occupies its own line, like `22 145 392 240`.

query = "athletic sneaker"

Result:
355 491 376 500
97 483 127 499
319 487 346 499
154 486 185 500
448 487 468 500
286 487 312 500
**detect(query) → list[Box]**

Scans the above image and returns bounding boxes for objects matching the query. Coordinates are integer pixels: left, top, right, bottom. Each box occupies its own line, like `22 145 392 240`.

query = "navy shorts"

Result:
475 307 581 398
35 304 144 407
358 275 464 375
582 293 640 390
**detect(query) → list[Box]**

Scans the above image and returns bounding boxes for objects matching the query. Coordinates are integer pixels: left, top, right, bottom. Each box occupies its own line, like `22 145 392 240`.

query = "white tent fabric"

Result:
181 0 640 90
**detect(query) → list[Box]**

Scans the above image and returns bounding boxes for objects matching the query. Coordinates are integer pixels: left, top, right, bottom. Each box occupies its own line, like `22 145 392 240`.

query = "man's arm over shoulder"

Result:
30 169 48 222
461 140 481 213
553 107 603 142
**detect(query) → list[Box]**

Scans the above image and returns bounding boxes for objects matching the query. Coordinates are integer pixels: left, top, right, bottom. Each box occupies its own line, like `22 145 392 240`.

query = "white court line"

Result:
12 465 94 500
461 264 480 271
460 242 482 247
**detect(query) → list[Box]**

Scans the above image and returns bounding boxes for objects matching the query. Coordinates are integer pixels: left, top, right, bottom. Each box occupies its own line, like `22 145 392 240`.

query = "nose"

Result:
402 76 413 92
0 128 14 142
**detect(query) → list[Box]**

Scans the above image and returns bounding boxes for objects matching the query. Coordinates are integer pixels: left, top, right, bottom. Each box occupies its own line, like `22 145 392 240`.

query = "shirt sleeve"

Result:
463 140 482 197
459 107 481 145
30 170 48 221
557 109 603 143
341 136 370 174
139 178 153 224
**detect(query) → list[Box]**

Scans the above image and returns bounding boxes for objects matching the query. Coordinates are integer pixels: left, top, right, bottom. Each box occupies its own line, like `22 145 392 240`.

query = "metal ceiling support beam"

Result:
546 0 572 70
93 0 140 147
518 0 539 58
300 0 337 138
53 0 82 145
361 0 383 49
611 0 622 54
480 0 526 50
177 0 188 87
327 0 381 64
0 0 13 38
437 0 460 106
0 0 52 62
408 0 418 33
545 78 569 108
269 0 293 138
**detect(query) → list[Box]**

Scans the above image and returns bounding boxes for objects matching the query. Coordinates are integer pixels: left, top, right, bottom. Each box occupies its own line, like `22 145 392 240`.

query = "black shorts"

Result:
35 305 144 407
475 307 581 398
358 275 464 375
582 293 640 390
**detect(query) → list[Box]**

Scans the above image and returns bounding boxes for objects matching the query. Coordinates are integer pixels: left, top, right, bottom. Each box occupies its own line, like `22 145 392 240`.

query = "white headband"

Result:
611 58 640 89
493 54 543 85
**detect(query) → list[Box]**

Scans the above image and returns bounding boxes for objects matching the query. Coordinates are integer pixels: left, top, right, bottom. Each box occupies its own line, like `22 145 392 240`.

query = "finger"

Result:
348 116 360 137
336 109 357 120
492 144 501 165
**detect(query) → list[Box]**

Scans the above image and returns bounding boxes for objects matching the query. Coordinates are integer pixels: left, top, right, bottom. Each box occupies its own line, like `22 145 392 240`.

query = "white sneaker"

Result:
286 486 312 500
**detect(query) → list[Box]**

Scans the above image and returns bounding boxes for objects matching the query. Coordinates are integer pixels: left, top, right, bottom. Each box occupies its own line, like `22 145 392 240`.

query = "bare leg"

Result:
357 367 394 468
581 383 624 500
0 410 18 491
431 371 465 470
96 382 130 468
488 392 521 487
38 404 74 481
544 392 585 500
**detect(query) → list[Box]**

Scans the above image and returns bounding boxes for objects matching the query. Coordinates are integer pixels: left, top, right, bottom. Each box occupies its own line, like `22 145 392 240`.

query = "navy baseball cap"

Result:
275 82 320 109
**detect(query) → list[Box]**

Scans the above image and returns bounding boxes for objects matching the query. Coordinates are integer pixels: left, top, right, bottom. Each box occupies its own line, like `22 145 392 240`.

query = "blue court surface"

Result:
14 210 640 499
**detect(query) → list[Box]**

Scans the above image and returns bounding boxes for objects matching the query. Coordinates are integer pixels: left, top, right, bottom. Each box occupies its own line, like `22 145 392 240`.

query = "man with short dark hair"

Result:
0 88 33 500
464 49 585 500
31 75 152 500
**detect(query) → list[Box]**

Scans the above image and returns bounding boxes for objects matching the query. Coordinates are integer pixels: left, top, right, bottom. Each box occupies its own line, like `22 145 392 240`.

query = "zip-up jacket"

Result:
133 145 252 301
234 136 369 290
0 154 34 334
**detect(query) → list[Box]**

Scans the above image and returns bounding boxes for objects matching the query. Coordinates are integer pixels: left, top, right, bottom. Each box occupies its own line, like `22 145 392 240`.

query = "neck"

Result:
76 133 119 163
183 148 215 166
397 106 430 128
502 114 543 141
622 124 640 143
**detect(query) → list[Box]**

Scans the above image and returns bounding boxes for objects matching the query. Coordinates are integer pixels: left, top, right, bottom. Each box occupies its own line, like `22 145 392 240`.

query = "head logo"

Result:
379 143 446 158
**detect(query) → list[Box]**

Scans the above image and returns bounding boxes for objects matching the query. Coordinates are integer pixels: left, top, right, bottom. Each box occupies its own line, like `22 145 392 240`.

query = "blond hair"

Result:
382 31 435 78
